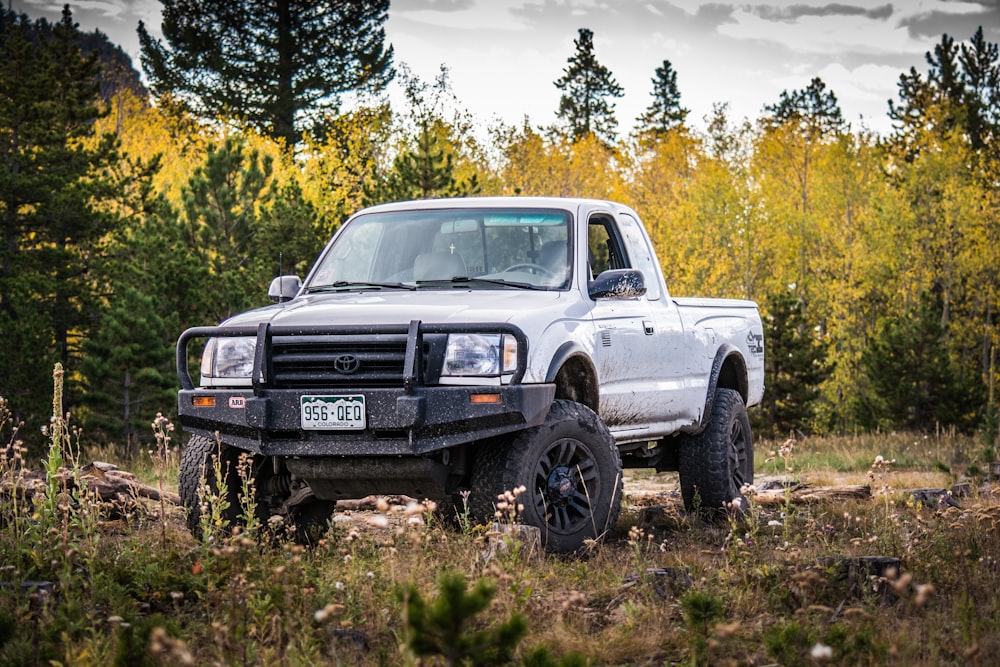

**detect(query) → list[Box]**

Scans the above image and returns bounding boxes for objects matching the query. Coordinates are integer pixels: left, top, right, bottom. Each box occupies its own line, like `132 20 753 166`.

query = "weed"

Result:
3 377 1000 665
148 412 175 549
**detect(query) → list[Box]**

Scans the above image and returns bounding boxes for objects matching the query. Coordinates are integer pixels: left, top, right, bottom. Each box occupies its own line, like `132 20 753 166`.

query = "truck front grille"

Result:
269 334 443 388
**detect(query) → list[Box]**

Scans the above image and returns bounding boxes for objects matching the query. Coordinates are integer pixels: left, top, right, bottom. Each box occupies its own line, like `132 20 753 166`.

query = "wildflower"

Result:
892 572 913 594
366 514 389 528
810 642 833 661
713 621 740 638
915 583 935 607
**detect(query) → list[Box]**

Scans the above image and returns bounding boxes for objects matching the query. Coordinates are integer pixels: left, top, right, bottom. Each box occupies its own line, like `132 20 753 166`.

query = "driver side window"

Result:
587 216 628 278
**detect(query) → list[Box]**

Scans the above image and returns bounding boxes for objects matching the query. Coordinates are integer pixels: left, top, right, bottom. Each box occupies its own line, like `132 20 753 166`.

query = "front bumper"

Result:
178 383 554 455
176 321 554 456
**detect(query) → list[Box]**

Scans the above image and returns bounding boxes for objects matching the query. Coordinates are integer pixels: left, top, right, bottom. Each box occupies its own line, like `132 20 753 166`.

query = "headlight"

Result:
443 334 518 377
200 337 256 379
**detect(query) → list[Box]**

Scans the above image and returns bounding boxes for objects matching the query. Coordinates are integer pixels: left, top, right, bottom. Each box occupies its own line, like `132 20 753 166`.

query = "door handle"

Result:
643 320 654 335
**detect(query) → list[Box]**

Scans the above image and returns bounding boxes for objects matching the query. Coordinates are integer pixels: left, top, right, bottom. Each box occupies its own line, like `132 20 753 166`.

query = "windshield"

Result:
306 208 572 290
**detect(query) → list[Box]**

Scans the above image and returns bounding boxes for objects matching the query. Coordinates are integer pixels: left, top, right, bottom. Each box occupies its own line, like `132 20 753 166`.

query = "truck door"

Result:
616 212 702 429
587 212 664 438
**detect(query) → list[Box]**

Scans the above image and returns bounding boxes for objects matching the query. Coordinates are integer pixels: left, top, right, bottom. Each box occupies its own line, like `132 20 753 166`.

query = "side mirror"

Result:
588 269 646 300
268 275 302 303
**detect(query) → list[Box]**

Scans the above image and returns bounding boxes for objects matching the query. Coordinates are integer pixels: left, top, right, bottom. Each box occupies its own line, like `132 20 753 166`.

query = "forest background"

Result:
1 3 998 462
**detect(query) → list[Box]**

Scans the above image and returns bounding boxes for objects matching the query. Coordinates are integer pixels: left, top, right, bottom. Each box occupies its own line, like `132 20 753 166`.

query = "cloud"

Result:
393 0 478 12
717 7 923 56
899 6 1000 43
749 3 894 22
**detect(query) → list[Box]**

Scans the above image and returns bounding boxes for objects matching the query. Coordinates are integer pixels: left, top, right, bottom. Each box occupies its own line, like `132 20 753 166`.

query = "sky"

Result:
9 0 1000 137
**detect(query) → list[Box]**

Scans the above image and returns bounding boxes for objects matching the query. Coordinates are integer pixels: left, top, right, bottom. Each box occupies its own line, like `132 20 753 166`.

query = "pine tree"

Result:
764 76 844 137
857 291 979 432
959 26 1000 152
364 67 481 205
80 286 177 458
553 28 624 144
754 286 831 437
401 571 528 666
635 59 689 138
138 0 394 148
883 27 999 435
180 135 275 322
0 7 120 447
888 28 999 150
364 121 480 204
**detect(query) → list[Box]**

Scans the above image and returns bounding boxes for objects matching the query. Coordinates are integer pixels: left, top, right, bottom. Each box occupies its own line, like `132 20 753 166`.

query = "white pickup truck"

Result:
176 197 765 551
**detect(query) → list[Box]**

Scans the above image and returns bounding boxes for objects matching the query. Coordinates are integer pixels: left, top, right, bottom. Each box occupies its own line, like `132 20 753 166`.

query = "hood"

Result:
221 289 568 331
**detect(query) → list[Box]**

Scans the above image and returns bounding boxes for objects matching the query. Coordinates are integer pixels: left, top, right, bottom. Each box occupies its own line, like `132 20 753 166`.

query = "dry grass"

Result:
3 392 1000 665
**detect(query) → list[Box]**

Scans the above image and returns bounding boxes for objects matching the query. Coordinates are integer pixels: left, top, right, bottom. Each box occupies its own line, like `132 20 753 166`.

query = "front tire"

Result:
469 400 623 553
679 388 754 519
179 435 267 539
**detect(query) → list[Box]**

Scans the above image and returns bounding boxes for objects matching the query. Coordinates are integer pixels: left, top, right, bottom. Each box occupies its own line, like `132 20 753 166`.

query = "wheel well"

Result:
552 355 599 413
716 355 749 404
693 346 750 436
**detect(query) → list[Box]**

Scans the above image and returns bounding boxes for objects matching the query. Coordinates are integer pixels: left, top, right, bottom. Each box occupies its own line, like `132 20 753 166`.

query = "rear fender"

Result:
695 344 748 434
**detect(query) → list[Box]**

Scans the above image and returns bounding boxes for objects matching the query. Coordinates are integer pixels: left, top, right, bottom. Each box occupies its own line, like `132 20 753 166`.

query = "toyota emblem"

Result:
332 354 361 374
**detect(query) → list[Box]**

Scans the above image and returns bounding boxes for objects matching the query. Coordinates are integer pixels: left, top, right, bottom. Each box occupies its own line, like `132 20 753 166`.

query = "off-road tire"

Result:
469 399 623 553
679 388 754 520
178 435 258 539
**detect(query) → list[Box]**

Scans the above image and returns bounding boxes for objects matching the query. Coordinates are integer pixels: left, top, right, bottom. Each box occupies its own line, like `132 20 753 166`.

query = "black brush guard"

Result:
176 320 554 457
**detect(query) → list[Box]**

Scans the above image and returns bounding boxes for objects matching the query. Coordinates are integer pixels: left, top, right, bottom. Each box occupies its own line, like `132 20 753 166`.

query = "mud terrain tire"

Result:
469 400 623 552
679 388 754 519
179 435 259 539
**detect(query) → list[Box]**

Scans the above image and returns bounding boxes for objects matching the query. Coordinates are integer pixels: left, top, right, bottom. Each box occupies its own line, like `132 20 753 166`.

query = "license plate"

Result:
300 395 366 430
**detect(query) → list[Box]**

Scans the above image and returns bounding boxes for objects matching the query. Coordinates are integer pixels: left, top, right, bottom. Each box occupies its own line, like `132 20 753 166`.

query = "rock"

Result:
481 522 542 563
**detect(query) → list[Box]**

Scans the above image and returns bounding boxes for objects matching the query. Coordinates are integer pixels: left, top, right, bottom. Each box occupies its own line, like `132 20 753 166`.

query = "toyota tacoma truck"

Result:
176 197 765 551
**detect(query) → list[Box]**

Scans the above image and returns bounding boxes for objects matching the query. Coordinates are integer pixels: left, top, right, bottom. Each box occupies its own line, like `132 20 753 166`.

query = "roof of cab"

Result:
351 196 634 217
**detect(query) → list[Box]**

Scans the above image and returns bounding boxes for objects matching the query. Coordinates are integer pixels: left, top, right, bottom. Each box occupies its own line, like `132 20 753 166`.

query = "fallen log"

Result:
0 461 180 507
752 484 871 506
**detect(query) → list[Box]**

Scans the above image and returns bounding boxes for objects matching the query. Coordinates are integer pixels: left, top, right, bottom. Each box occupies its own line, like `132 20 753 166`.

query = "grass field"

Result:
2 395 999 666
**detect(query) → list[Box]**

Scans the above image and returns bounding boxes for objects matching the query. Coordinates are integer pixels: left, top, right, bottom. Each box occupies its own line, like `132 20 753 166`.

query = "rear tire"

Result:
469 400 623 553
679 388 754 519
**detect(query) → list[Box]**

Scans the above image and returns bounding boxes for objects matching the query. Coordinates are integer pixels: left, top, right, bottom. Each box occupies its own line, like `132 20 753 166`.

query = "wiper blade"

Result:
416 277 543 290
308 281 416 292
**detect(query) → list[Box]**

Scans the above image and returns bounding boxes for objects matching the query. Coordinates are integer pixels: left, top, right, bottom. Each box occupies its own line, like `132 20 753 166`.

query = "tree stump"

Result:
817 556 902 604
